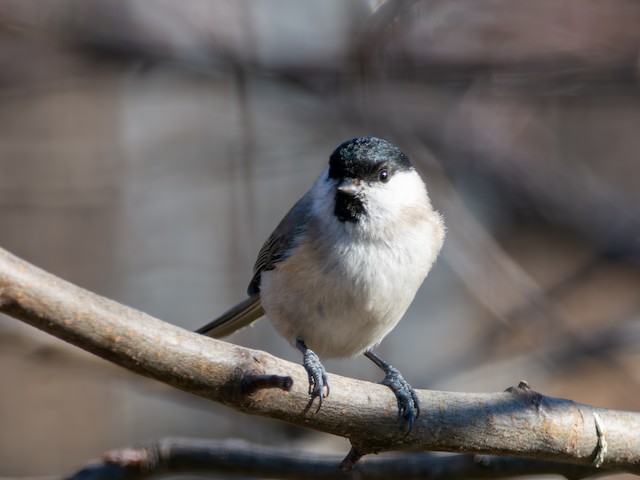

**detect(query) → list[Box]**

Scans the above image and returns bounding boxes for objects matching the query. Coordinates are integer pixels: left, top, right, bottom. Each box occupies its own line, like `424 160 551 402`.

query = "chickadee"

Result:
196 137 444 429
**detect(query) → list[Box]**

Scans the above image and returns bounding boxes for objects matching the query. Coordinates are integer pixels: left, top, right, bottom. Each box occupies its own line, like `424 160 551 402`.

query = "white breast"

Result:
260 168 444 358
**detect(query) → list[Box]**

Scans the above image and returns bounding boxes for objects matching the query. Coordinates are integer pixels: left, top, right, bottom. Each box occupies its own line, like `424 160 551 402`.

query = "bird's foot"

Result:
297 339 329 412
379 364 420 432
365 350 419 433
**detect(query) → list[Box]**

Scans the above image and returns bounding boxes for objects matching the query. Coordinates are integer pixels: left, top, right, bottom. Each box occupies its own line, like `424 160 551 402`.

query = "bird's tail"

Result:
195 294 265 338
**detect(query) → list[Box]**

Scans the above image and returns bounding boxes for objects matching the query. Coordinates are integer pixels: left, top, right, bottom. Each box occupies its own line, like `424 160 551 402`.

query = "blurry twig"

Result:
50 438 606 480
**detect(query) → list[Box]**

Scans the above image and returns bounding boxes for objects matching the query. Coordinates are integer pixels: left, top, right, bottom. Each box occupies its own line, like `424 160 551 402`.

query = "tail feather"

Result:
196 294 265 338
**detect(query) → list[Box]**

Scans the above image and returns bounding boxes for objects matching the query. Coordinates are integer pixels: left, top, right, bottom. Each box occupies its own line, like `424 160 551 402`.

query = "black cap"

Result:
328 137 412 181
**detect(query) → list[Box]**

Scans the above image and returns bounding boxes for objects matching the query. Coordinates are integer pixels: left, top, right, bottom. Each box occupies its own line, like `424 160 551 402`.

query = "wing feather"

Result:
197 190 313 338
247 191 312 295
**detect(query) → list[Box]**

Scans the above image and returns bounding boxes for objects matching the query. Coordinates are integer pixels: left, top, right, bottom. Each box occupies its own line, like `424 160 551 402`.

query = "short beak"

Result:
337 178 362 196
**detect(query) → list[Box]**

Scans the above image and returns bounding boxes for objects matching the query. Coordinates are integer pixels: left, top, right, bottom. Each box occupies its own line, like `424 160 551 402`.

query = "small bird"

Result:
196 137 444 429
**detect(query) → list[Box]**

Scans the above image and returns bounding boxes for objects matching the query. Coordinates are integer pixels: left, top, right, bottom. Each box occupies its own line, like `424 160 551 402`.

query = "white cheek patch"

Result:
365 170 430 220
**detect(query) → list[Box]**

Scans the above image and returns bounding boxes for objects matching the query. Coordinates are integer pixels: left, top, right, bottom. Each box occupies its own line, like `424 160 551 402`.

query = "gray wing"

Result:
196 190 312 339
247 190 312 295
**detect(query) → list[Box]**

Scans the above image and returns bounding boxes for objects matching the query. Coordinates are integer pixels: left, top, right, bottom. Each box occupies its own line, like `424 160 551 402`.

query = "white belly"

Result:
260 222 438 358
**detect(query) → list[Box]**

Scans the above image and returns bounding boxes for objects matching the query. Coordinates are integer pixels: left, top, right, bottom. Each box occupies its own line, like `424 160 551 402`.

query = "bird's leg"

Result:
365 350 420 433
296 338 329 412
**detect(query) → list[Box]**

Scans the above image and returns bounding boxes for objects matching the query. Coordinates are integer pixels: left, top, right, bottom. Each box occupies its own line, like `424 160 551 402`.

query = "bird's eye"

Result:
378 169 390 183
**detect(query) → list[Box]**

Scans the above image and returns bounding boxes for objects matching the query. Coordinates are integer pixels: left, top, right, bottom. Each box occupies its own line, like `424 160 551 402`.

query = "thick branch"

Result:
0 246 639 473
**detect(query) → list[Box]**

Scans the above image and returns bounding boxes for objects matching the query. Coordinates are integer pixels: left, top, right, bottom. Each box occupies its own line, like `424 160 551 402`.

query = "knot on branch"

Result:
219 351 295 410
240 372 293 395
505 380 544 412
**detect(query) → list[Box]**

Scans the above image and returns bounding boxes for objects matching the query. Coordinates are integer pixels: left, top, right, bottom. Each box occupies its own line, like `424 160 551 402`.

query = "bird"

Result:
196 136 445 430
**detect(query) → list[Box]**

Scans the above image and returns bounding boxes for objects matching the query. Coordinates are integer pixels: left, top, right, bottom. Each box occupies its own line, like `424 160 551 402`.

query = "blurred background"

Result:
1 0 640 477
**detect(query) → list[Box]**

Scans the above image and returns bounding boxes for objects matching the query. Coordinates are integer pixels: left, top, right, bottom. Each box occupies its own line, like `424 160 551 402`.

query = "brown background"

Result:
1 1 640 478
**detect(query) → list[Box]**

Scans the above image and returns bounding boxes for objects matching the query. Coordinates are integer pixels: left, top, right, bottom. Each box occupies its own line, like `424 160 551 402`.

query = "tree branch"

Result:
49 438 606 480
0 246 639 474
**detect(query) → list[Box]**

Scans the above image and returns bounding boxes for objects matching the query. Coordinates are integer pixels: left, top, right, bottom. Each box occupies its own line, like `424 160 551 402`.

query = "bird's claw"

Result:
379 364 420 433
302 347 329 412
